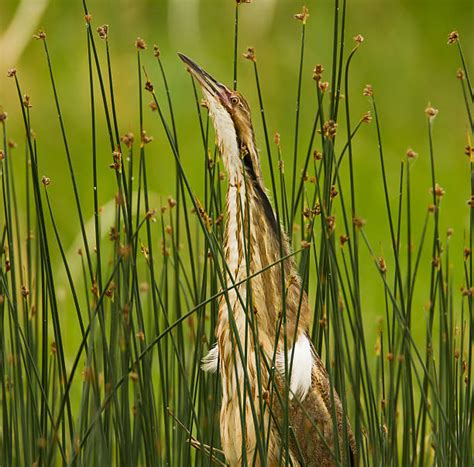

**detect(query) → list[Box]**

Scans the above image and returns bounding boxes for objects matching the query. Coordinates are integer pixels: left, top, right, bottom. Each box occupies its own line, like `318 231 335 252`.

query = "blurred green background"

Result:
0 0 472 344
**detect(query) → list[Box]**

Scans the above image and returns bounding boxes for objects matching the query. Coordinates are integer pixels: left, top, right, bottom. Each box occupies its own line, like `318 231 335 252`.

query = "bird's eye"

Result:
230 96 239 105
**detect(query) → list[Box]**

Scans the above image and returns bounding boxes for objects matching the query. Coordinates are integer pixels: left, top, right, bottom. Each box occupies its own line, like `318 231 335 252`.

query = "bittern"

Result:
179 53 356 466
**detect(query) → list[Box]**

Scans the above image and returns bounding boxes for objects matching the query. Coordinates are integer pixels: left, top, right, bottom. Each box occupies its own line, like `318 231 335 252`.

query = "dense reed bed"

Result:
0 1 472 465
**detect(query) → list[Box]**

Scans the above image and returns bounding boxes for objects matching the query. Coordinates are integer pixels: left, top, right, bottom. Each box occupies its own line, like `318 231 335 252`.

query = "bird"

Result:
178 53 356 467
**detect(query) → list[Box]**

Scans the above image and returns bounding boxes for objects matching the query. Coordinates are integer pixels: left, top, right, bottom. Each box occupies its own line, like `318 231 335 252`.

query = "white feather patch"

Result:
201 344 219 373
276 334 314 401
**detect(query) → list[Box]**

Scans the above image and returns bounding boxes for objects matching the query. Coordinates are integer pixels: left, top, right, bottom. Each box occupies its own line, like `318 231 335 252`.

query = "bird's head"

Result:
178 53 263 187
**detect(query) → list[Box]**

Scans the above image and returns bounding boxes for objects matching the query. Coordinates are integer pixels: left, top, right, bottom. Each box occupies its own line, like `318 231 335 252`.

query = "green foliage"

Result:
0 1 472 465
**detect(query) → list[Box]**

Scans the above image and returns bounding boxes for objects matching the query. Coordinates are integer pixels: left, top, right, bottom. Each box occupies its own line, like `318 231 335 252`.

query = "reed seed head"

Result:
447 30 459 44
313 149 323 160
406 148 418 159
464 247 471 261
0 111 7 122
0 150 4 161
312 64 324 81
363 84 373 97
274 132 280 146
322 120 337 139
294 6 310 24
430 183 445 198
22 94 32 108
456 68 465 80
145 80 154 92
301 240 311 249
243 47 256 62
353 34 364 45
41 176 51 186
7 68 16 78
84 14 92 23
378 257 387 274
153 44 160 58
425 104 438 120
318 81 329 93
135 37 147 50
362 111 372 123
339 234 349 247
353 216 366 228
141 130 153 145
149 100 158 112
20 285 29 297
97 24 108 40
465 145 473 158
33 30 46 40
121 132 134 148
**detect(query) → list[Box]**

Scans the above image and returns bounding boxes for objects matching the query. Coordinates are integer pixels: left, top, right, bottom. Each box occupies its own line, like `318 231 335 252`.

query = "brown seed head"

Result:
326 215 336 232
135 37 147 50
353 216 366 228
243 47 256 62
406 148 418 159
447 30 459 44
339 234 349 246
294 6 309 24
145 208 156 220
301 240 311 249
145 80 154 92
353 34 364 45
149 100 158 112
447 227 454 237
168 196 177 208
313 149 323 161
33 30 46 40
0 150 4 161
456 68 465 80
84 14 92 23
465 145 473 158
23 94 32 108
8 139 17 148
312 64 324 81
141 130 153 145
278 159 284 173
274 132 281 146
430 183 445 198
0 111 7 122
362 111 372 123
97 24 108 40
464 247 471 261
322 120 337 139
121 132 134 148
378 257 387 274
41 176 51 186
318 81 329 93
20 285 30 297
330 185 338 199
425 104 438 120
432 256 440 269
7 68 16 78
363 84 373 97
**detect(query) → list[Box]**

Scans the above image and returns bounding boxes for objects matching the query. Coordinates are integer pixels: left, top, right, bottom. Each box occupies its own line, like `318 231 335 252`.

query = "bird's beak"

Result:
178 53 231 109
